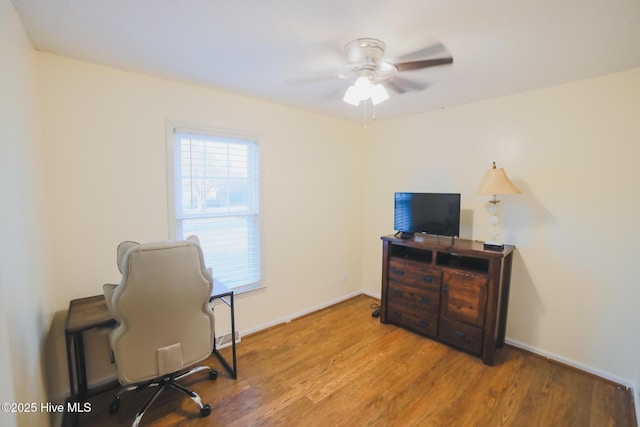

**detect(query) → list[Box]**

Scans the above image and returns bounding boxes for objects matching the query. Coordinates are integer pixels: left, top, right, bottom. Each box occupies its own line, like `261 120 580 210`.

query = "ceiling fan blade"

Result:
395 42 447 62
285 72 338 86
286 64 355 87
386 81 407 94
386 78 430 94
392 77 429 92
323 85 349 100
395 57 453 72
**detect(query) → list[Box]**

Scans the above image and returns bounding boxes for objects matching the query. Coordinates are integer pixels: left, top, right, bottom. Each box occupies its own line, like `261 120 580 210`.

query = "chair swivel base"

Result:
109 366 218 427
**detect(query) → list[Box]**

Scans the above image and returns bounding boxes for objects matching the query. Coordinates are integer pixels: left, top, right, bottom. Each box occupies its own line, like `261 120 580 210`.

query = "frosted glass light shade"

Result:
476 162 521 195
354 76 371 96
343 76 390 107
343 85 360 106
370 83 389 105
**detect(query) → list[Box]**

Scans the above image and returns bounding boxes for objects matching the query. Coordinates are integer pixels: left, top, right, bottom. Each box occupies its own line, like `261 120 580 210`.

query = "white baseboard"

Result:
362 289 381 300
240 290 364 337
507 339 638 424
505 338 633 388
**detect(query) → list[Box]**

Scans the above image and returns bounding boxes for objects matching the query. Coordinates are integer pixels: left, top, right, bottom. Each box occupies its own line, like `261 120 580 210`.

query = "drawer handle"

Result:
393 310 403 318
421 296 430 304
454 331 465 339
419 320 430 327
423 275 433 283
392 268 405 276
394 289 403 297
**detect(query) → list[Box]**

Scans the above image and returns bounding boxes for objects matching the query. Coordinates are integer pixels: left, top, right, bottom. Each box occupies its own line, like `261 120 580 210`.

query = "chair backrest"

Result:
107 238 214 385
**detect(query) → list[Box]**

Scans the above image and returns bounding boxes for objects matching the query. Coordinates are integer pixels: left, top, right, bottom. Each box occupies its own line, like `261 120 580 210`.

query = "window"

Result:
169 125 261 292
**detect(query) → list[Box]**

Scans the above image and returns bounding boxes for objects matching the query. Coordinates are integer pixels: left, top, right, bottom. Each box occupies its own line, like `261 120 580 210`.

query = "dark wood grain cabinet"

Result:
380 234 514 365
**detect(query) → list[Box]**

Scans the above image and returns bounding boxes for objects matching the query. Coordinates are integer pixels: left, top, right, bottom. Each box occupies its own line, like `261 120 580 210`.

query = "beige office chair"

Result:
103 236 217 426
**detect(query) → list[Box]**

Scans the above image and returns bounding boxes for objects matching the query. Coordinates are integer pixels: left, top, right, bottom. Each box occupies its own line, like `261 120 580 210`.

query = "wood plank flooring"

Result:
67 295 636 427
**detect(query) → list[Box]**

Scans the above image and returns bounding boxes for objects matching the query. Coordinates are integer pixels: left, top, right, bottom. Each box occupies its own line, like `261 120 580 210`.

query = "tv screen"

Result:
394 192 461 237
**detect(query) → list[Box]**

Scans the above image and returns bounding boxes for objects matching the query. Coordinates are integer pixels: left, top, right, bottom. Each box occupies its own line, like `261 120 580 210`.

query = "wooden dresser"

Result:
380 234 514 365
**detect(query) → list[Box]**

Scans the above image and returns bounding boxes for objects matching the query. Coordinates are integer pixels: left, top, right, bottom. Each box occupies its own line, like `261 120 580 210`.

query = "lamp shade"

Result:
476 162 521 195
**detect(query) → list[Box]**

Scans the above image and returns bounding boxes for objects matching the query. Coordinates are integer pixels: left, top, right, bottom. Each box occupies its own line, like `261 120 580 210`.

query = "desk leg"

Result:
229 292 237 379
65 330 88 398
66 331 85 427
65 332 76 401
212 293 237 379
74 332 88 399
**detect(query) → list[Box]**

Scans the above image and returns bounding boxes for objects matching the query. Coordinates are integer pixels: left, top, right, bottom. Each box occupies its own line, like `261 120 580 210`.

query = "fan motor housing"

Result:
345 38 386 63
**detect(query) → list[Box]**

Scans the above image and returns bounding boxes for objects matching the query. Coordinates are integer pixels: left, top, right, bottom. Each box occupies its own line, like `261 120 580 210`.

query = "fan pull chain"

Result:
363 99 367 129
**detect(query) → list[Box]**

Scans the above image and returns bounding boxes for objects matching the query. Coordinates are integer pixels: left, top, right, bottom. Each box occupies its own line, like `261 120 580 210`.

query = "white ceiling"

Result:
11 0 640 123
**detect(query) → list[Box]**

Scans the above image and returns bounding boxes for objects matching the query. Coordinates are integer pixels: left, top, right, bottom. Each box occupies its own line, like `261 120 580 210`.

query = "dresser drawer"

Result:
387 302 438 337
387 280 440 314
438 317 483 355
388 257 441 292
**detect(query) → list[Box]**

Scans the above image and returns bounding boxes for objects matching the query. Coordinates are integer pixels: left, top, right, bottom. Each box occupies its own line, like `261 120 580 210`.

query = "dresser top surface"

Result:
381 234 515 257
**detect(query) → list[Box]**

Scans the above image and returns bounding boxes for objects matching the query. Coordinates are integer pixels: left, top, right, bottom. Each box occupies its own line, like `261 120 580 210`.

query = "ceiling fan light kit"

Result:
343 76 390 106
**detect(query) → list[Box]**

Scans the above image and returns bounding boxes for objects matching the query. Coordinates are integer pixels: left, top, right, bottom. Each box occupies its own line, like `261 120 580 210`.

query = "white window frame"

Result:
166 121 262 293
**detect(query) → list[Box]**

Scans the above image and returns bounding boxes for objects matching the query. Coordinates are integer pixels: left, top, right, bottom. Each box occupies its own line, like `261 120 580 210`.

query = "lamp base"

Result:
483 241 505 251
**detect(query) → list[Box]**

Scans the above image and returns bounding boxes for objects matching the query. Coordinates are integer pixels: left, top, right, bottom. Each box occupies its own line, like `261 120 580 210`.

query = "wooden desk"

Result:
64 280 237 405
64 295 117 402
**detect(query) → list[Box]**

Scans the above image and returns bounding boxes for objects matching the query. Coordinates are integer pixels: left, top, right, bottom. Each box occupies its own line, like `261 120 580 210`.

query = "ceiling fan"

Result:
340 38 453 106
291 38 454 107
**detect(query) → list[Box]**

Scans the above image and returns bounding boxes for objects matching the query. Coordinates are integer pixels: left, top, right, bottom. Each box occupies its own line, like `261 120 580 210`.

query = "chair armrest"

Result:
103 283 118 315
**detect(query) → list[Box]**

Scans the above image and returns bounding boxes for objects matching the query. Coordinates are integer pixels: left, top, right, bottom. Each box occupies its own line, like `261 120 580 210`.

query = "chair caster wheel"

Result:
109 398 120 414
209 369 218 380
200 403 211 417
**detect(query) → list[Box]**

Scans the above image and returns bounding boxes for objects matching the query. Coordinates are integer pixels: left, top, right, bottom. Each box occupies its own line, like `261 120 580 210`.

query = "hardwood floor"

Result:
68 295 636 427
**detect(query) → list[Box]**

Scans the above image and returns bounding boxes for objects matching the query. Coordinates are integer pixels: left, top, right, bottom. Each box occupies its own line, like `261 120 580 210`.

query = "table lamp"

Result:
476 162 520 250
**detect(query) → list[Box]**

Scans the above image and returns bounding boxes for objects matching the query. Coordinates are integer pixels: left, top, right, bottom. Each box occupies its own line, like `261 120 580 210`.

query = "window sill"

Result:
228 282 265 296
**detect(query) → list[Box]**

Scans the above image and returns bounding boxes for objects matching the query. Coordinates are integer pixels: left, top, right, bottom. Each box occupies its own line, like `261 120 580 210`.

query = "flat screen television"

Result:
394 192 461 237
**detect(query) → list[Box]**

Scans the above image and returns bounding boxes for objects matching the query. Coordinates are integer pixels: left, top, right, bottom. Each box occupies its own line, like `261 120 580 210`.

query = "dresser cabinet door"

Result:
440 270 487 327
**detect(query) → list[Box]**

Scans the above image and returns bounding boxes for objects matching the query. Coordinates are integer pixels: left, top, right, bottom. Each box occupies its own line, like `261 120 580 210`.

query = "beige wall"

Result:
0 1 53 426
361 68 640 390
37 53 365 399
3 0 640 421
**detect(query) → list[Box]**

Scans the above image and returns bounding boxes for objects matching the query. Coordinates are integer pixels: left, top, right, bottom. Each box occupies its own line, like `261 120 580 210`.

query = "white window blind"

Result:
172 128 261 291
